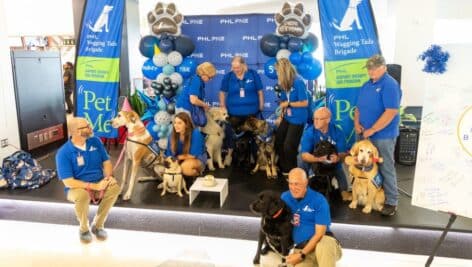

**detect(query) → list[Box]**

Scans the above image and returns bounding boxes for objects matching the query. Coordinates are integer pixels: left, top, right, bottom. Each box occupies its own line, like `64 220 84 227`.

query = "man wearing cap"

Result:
354 54 402 216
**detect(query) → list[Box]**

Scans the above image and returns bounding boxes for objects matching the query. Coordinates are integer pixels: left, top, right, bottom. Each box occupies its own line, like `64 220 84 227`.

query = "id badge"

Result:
287 108 292 116
240 88 245 98
77 155 84 166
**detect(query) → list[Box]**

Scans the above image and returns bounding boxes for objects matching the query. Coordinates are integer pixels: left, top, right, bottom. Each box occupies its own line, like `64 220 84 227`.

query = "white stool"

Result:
189 177 228 207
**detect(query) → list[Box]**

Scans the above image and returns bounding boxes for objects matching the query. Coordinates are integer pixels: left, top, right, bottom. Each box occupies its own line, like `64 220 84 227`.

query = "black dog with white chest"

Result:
250 190 293 265
310 140 338 199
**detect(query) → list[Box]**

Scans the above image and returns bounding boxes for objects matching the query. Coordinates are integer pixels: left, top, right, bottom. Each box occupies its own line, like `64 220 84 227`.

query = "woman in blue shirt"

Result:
165 112 207 176
176 62 216 115
219 56 264 166
274 58 308 175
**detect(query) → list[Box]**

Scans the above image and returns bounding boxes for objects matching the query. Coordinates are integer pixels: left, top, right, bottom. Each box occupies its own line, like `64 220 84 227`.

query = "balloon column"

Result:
138 2 196 147
261 2 322 82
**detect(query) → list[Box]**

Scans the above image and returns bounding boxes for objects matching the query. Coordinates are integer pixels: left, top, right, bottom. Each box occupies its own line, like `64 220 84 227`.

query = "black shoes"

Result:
382 204 398 216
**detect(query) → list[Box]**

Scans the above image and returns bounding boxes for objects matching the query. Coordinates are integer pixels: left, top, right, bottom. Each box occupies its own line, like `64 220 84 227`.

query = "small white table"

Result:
189 178 228 207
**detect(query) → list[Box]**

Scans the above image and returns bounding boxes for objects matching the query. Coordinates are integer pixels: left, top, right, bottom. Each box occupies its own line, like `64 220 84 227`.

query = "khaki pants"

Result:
67 183 121 233
292 235 342 267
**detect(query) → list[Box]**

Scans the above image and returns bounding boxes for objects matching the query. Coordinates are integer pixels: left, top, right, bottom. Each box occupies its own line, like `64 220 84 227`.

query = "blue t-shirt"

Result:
281 188 331 244
300 123 347 154
356 73 402 140
280 76 308 125
176 75 205 112
165 128 206 162
220 69 263 116
55 136 110 192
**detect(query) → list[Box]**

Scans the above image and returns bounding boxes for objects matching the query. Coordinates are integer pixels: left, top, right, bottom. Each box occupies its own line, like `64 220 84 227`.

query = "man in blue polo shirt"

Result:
56 117 120 243
298 107 350 201
354 54 402 216
282 168 342 266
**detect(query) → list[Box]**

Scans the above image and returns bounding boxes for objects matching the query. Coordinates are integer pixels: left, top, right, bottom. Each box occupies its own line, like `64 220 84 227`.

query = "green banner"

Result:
324 59 370 89
76 56 120 83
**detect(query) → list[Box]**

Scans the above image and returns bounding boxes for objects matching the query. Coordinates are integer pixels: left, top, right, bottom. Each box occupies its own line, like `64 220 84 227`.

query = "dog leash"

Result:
113 140 127 172
86 183 106 205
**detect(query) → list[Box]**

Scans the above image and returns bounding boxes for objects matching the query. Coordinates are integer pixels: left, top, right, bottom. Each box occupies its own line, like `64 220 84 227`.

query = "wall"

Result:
0 0 21 161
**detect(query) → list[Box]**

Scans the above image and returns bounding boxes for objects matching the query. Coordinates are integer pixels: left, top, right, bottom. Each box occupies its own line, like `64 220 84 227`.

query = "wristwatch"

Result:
299 251 306 260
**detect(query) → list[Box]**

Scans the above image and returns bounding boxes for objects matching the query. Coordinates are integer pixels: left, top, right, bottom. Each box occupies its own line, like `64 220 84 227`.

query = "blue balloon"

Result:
303 33 319 53
142 59 162 80
288 37 303 52
289 52 302 65
264 58 278 80
279 42 287 49
163 64 175 75
281 35 290 43
139 35 159 58
174 35 195 57
302 52 313 63
177 57 197 78
300 58 322 80
260 34 280 57
159 38 174 53
146 121 159 141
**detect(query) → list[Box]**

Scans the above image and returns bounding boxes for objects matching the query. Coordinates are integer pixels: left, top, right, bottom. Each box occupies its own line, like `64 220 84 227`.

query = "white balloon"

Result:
276 49 291 60
153 52 168 67
170 72 183 85
156 73 167 84
167 51 183 66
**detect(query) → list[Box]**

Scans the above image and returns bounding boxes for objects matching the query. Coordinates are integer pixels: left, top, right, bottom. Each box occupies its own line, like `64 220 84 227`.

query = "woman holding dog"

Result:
274 58 309 176
165 112 207 177
175 61 216 115
219 56 264 166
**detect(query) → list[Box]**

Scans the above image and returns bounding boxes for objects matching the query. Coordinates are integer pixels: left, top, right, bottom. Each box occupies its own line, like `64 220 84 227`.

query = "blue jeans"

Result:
370 138 398 206
297 155 348 191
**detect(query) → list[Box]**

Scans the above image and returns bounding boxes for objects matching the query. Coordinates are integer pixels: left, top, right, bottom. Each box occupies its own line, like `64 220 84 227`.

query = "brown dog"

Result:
240 117 277 179
345 139 385 214
111 110 163 201
161 157 188 197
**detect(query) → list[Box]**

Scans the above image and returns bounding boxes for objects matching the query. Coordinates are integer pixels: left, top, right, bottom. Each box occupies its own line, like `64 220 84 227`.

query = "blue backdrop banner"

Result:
318 0 381 148
76 0 124 138
181 14 280 119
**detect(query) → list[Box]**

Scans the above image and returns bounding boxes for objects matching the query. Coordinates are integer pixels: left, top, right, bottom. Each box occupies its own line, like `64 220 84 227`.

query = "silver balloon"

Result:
152 52 168 67
167 51 183 66
169 72 183 86
156 73 167 84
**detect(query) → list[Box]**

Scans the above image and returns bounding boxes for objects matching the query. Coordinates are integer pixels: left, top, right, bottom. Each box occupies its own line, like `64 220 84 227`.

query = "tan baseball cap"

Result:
365 54 386 69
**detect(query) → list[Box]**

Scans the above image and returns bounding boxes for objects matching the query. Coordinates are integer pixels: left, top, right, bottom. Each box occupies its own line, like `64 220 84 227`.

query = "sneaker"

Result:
381 204 398 216
80 231 92 244
91 225 108 241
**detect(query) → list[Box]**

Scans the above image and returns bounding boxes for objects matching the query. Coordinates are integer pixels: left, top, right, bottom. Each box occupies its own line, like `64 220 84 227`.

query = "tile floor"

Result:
1 220 471 267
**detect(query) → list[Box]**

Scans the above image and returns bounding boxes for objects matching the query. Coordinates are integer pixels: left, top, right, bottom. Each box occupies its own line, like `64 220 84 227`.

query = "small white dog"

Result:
161 157 188 197
333 0 363 31
88 5 113 33
201 107 228 171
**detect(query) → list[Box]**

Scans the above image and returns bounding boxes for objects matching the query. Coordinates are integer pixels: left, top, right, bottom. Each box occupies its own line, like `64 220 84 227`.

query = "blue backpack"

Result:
1 150 56 190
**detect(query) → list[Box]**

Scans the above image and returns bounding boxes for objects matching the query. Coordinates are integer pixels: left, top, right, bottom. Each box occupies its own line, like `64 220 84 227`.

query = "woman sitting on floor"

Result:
165 112 207 177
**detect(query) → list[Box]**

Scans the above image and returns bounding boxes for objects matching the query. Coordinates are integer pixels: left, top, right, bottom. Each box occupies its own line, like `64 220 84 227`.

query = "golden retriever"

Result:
111 110 163 201
345 139 385 214
201 107 228 171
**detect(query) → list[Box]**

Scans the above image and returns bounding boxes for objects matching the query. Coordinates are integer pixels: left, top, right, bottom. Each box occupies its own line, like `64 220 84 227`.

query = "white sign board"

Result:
412 44 472 219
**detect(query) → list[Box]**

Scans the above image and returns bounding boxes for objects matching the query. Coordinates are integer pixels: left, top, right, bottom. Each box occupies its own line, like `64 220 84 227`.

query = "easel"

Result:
425 212 457 267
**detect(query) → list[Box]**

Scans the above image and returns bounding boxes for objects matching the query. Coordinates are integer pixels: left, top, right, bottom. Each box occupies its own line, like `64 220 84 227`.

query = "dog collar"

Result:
272 208 283 219
354 164 374 172
128 125 146 137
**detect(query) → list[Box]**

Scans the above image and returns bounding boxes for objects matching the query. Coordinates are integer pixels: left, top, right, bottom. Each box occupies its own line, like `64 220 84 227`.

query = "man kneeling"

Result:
282 168 342 266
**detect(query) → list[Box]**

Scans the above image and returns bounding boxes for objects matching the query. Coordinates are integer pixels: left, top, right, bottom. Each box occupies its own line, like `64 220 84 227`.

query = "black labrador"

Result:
250 190 293 265
311 140 338 199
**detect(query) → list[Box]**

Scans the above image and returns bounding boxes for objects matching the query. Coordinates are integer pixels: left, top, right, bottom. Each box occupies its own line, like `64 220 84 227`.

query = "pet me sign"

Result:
76 0 124 138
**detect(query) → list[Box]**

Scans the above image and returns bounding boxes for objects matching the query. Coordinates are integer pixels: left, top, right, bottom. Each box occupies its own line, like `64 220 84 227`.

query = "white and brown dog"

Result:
161 157 188 197
111 110 162 201
201 107 228 171
345 139 385 214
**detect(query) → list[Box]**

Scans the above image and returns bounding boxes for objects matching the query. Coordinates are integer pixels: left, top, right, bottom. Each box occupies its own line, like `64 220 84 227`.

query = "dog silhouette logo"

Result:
332 0 363 32
87 5 114 33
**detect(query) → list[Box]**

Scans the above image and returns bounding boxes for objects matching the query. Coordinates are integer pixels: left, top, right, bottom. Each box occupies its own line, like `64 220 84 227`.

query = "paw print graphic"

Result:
147 2 183 37
274 2 312 38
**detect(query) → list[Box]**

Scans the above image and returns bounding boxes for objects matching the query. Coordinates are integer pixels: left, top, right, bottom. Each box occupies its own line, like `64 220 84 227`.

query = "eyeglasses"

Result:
77 124 91 130
314 117 329 121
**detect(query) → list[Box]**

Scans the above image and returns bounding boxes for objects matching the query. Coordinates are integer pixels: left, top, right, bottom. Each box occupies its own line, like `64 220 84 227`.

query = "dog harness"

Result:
125 138 161 168
256 125 275 143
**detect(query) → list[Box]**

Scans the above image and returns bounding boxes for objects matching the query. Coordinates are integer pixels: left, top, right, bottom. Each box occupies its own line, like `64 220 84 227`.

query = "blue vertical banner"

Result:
76 0 124 138
318 0 381 148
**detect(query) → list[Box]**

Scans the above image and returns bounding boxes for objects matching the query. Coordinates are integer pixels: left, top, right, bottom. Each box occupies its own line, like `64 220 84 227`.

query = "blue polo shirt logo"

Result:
376 87 381 92
89 146 97 151
302 205 314 212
